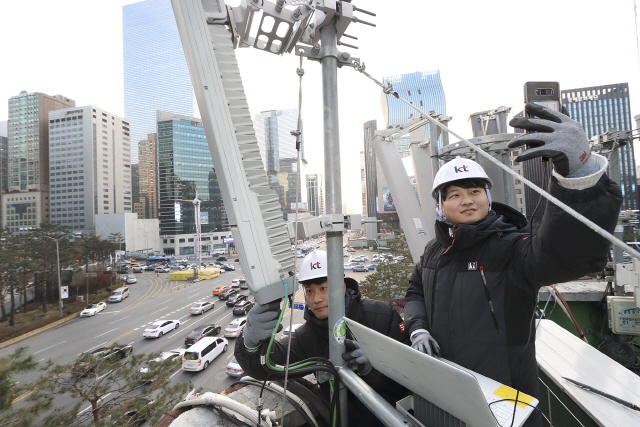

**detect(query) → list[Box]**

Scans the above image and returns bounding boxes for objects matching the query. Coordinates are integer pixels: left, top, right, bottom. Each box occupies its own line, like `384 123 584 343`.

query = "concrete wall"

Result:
95 213 160 254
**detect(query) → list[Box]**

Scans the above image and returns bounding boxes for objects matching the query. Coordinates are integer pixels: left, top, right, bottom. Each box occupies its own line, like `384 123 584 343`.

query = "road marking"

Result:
149 306 169 315
170 368 183 379
227 352 235 360
94 328 118 338
80 341 108 356
140 325 147 328
33 341 66 354
133 328 138 331
37 358 45 363
78 393 111 415
108 315 130 325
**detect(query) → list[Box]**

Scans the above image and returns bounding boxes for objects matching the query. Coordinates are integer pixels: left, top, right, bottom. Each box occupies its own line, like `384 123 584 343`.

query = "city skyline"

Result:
1 0 639 214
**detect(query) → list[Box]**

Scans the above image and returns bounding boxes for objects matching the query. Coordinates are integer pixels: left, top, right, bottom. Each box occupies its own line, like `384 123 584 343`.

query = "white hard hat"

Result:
432 156 492 223
431 156 492 199
298 250 328 283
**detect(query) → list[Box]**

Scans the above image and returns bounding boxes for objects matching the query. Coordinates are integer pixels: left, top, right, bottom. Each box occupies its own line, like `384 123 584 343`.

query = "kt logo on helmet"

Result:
310 262 321 270
454 165 469 173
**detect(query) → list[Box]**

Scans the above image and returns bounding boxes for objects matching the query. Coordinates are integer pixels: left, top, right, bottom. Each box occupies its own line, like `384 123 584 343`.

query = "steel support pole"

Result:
320 19 348 426
338 368 408 426
56 240 62 318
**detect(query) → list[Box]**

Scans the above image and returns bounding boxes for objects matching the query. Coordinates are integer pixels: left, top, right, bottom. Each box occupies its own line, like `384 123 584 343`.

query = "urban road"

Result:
1 246 376 423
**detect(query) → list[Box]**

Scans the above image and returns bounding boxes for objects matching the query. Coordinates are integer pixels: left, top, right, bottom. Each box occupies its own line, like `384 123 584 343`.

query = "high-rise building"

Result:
138 133 158 219
2 91 75 233
306 174 324 216
0 135 7 227
157 111 227 236
380 70 446 157
123 0 194 163
47 106 131 232
253 109 306 216
562 83 636 210
131 163 139 207
362 120 378 221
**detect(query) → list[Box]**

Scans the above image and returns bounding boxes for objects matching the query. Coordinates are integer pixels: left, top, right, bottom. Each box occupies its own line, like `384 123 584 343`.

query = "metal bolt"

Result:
309 22 315 29
341 52 349 60
311 43 321 54
293 8 301 18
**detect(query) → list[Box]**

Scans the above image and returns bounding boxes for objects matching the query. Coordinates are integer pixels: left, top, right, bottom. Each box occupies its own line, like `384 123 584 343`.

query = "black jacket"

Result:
404 174 621 405
235 278 410 421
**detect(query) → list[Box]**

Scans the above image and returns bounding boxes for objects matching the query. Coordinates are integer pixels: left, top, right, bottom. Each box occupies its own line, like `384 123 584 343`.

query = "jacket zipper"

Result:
480 267 500 334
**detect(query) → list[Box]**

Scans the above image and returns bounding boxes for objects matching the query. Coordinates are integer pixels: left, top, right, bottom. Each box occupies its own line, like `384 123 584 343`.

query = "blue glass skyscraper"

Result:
123 0 194 163
381 70 446 157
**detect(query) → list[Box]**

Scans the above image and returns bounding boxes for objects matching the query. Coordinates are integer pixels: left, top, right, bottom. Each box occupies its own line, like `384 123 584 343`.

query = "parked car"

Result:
219 288 239 300
233 300 254 316
239 279 249 290
170 264 185 270
154 266 170 273
109 287 130 303
126 275 137 284
212 285 233 296
352 265 368 272
226 294 248 307
189 301 214 315
280 323 303 340
344 264 355 271
225 356 245 378
366 264 378 271
185 324 222 347
219 264 235 271
175 258 188 263
143 265 155 271
182 337 228 372
231 279 240 288
216 256 228 261
132 266 143 273
80 302 107 317
235 259 240 262
143 320 180 338
224 317 247 338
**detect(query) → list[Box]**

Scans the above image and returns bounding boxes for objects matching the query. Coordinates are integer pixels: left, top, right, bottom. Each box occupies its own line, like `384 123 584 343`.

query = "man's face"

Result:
304 281 329 320
442 185 489 225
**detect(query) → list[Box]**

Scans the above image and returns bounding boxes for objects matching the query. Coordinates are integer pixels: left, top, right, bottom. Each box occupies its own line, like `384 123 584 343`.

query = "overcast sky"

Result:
1 0 639 212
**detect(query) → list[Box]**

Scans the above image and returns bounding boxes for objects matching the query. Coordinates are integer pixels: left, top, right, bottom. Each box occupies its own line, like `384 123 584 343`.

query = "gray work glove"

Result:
243 300 282 350
410 329 441 357
342 339 372 376
508 103 592 177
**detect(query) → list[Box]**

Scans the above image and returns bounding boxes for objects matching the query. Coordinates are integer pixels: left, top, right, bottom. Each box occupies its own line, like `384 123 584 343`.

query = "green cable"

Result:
264 279 323 371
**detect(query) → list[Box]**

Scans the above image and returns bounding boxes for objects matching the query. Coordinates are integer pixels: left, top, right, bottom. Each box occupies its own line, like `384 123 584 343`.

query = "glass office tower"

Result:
381 70 446 157
562 83 636 209
123 0 194 163
157 111 227 236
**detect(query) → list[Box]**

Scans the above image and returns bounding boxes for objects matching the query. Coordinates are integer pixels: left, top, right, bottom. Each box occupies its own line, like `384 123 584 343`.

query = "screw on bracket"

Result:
311 43 321 55
275 0 284 12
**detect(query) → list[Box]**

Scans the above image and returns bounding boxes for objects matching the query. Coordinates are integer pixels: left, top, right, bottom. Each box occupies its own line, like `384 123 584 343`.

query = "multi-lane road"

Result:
2 245 377 420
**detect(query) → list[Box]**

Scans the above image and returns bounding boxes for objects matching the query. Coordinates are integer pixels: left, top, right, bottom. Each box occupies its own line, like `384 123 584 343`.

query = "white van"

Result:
182 337 228 371
109 287 129 303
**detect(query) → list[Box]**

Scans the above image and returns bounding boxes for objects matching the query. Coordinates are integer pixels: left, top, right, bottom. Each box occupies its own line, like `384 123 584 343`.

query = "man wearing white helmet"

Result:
235 249 410 426
404 103 622 427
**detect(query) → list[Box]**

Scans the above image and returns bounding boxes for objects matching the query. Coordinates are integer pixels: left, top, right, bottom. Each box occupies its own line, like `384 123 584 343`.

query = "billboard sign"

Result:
383 187 396 212
200 211 208 225
61 286 69 299
290 202 307 211
223 237 234 244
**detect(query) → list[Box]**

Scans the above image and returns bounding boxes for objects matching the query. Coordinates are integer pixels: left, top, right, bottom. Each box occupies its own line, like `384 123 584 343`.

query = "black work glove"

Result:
342 339 373 376
508 103 591 176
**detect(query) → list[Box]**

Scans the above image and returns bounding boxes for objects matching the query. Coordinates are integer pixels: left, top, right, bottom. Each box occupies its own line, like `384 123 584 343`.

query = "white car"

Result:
224 317 247 338
189 301 214 315
231 279 240 288
126 275 137 284
138 349 185 376
182 337 228 372
143 320 180 338
80 302 106 317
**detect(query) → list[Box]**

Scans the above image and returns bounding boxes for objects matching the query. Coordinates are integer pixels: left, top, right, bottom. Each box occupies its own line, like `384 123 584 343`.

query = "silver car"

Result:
224 317 247 338
225 356 244 378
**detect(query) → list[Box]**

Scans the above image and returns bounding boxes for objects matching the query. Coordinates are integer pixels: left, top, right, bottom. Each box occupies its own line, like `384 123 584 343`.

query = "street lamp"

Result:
44 235 65 318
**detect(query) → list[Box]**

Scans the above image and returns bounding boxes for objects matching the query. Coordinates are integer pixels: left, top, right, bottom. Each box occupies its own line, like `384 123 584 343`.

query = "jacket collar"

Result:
435 202 529 252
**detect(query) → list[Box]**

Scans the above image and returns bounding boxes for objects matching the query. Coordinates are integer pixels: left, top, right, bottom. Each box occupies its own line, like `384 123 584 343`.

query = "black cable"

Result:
279 379 331 424
488 399 557 427
210 403 255 427
231 380 317 427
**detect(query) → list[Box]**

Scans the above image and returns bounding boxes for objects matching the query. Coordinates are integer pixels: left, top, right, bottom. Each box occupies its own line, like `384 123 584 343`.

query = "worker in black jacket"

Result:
235 249 410 426
404 103 622 427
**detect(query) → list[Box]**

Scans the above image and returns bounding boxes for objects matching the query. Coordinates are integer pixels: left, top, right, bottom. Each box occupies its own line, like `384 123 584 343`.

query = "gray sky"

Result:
1 0 639 212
